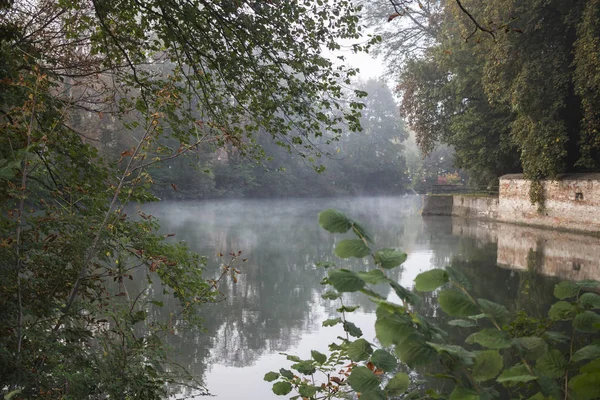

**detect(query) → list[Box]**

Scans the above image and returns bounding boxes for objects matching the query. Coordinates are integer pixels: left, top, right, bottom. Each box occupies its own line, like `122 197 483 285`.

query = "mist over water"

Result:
139 195 600 399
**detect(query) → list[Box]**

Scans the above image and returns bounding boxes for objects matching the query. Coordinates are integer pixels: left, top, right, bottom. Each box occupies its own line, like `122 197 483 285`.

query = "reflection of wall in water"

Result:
451 217 600 281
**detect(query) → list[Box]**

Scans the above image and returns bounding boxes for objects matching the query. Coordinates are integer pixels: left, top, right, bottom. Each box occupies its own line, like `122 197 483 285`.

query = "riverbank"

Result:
422 173 600 235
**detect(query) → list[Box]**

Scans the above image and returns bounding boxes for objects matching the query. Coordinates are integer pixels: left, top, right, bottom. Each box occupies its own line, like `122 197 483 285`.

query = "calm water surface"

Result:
139 196 600 399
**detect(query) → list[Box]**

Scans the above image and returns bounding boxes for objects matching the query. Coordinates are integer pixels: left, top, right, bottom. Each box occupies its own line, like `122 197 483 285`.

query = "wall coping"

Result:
500 172 600 181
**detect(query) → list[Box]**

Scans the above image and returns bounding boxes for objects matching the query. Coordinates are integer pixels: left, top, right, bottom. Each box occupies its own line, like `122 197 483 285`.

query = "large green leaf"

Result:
553 281 580 299
581 359 600 373
438 290 478 317
573 345 600 362
318 209 352 233
477 299 510 326
569 373 600 400
445 266 472 290
322 318 342 327
335 239 371 259
449 386 480 400
576 280 600 289
374 248 407 270
512 336 548 360
573 311 600 333
394 334 437 367
548 301 577 320
448 319 477 328
385 372 409 396
580 292 600 309
535 349 567 378
414 269 449 292
347 366 380 393
370 349 397 372
466 329 512 349
427 342 475 365
375 309 414 347
472 350 503 382
311 350 327 364
347 338 373 362
357 269 388 285
327 269 365 292
272 381 292 395
496 364 537 384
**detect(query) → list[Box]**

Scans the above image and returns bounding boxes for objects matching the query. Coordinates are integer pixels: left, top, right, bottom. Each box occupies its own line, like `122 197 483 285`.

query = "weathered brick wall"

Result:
499 173 600 233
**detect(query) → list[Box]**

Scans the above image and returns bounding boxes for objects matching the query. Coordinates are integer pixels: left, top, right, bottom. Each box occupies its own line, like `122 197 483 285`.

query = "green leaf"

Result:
427 342 474 365
573 311 600 333
576 280 600 289
272 381 293 395
375 309 414 347
292 360 316 375
394 334 437 367
472 350 503 382
554 281 580 299
581 359 600 373
438 290 478 317
466 329 511 349
347 338 373 362
569 373 600 400
374 248 407 269
298 385 318 398
357 269 388 284
337 305 360 313
385 372 409 396
535 349 567 378
264 371 280 382
322 318 342 327
477 299 510 326
370 349 397 372
389 281 421 305
360 390 386 400
573 345 600 362
448 319 477 328
544 331 570 342
335 239 371 259
318 209 352 233
347 366 380 393
352 221 374 244
449 386 480 400
496 364 536 384
512 336 548 359
327 269 365 292
548 301 577 320
279 368 294 379
580 293 600 309
311 350 327 364
445 266 471 290
343 320 363 338
414 269 449 292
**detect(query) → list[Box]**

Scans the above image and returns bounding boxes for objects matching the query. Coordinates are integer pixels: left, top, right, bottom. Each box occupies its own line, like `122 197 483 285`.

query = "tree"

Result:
0 0 371 397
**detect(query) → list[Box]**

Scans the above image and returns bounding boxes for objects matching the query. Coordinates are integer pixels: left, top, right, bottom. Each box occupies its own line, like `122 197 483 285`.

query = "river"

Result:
138 195 600 399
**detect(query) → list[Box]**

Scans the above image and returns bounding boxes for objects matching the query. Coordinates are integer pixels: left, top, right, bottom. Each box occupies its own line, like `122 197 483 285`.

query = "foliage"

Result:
266 209 600 399
0 0 373 397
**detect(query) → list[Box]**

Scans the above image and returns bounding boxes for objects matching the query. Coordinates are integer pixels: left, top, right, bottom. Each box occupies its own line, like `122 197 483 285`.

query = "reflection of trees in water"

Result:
137 197 421 380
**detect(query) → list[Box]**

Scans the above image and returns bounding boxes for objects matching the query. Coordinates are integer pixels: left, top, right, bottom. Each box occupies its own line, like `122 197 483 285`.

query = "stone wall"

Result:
452 195 499 220
421 195 453 216
499 173 600 233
